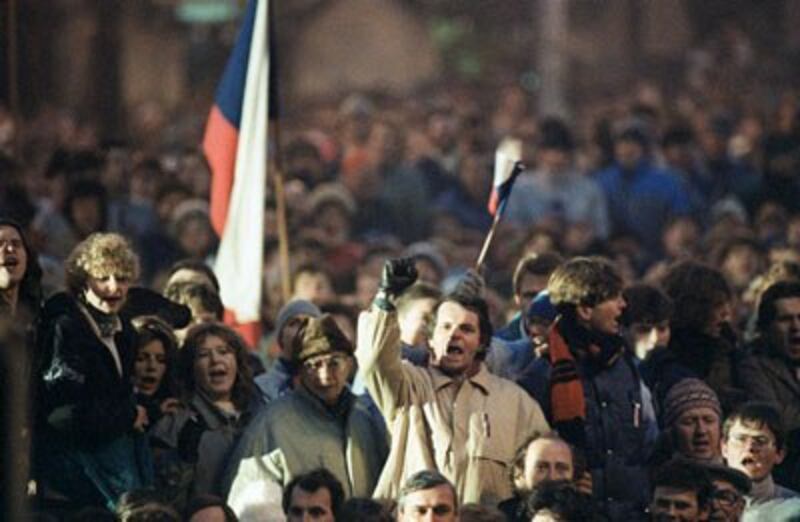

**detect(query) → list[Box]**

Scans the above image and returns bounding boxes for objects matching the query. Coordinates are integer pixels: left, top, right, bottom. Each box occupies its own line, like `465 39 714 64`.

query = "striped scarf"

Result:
548 319 586 425
547 317 624 448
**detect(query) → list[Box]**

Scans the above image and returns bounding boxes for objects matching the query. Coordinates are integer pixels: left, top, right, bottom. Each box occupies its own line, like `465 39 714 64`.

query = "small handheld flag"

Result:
487 137 524 217
476 137 525 269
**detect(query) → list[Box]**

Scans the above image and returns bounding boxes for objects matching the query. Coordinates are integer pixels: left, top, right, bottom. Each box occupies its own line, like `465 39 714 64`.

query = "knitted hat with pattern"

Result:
663 378 722 428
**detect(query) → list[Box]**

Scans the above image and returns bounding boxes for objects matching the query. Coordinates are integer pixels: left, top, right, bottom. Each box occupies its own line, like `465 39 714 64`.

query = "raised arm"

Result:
355 258 426 420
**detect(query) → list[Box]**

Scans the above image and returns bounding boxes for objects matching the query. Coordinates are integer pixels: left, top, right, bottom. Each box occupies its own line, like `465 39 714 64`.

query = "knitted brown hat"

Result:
663 378 722 428
292 314 354 363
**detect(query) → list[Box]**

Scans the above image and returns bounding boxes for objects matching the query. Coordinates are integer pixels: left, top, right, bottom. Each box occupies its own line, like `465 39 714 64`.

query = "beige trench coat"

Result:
356 308 550 506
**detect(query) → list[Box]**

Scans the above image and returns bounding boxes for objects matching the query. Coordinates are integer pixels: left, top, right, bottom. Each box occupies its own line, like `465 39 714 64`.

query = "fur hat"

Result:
293 314 354 363
663 378 722 428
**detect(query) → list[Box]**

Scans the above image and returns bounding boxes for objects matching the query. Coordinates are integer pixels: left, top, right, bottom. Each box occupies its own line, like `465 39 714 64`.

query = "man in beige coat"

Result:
357 259 550 507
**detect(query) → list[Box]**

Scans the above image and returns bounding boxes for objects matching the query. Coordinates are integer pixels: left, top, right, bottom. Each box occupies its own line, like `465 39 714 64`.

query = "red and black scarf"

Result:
547 316 624 447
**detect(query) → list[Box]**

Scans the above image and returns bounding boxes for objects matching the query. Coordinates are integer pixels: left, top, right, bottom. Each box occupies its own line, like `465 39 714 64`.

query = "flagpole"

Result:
267 0 291 303
272 120 292 303
475 211 502 270
476 156 524 270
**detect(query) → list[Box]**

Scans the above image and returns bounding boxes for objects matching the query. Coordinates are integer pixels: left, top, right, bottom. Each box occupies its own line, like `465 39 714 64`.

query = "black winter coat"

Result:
36 293 139 448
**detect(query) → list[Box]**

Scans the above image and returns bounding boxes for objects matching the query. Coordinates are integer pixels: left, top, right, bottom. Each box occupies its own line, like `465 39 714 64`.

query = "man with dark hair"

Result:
721 402 800 520
650 459 712 522
526 480 594 522
621 283 672 361
738 281 800 435
518 256 657 520
397 470 458 522
282 468 344 522
738 281 800 492
496 252 564 342
357 259 549 506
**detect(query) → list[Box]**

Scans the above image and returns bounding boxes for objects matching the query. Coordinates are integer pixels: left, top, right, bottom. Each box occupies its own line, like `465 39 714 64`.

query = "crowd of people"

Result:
2 21 800 522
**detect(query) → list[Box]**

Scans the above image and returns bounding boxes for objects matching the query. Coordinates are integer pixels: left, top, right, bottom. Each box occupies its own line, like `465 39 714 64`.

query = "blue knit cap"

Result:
527 291 557 323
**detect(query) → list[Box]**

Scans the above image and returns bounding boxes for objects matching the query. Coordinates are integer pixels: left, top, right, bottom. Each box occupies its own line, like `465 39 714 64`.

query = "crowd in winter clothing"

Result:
3 26 800 520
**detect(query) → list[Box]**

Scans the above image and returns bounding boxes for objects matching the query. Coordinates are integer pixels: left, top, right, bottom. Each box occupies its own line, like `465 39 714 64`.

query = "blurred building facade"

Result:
2 0 800 137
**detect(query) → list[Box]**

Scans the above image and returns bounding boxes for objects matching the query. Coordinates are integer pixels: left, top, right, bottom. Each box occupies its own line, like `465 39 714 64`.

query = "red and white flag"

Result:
202 0 268 347
487 137 524 217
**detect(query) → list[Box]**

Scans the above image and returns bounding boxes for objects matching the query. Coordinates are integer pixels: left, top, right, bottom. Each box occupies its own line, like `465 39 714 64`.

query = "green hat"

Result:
292 314 354 363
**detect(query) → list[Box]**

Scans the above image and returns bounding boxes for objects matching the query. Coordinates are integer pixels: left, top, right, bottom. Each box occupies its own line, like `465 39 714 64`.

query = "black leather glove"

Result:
373 258 418 311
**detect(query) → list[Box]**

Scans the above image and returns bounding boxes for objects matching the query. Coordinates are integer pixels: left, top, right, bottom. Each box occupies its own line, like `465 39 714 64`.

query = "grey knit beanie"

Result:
275 299 321 342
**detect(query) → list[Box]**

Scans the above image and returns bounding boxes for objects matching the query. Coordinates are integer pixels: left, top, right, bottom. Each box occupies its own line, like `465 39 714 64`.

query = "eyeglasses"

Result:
711 489 742 507
303 354 349 374
728 433 774 449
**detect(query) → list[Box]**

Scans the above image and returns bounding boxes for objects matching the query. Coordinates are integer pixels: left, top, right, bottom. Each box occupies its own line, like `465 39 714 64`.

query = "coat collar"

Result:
752 351 800 394
431 363 491 395
295 384 354 419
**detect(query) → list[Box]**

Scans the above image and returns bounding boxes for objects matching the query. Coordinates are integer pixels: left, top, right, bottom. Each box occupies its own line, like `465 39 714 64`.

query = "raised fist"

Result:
379 257 418 297
373 258 418 311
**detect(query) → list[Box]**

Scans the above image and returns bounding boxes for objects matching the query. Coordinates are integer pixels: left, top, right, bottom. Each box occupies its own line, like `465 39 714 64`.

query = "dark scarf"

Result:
82 299 120 338
548 314 625 448
301 384 353 425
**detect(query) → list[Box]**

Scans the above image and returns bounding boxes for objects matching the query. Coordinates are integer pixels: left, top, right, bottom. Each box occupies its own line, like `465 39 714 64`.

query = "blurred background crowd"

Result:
2 1 800 520
2 0 800 341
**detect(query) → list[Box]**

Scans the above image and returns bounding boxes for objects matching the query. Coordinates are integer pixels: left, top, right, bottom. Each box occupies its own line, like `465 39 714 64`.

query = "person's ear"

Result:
575 303 593 323
776 445 786 465
345 355 357 381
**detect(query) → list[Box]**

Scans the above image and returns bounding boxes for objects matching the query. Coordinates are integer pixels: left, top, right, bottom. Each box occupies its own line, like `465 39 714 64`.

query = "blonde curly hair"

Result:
65 233 140 295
